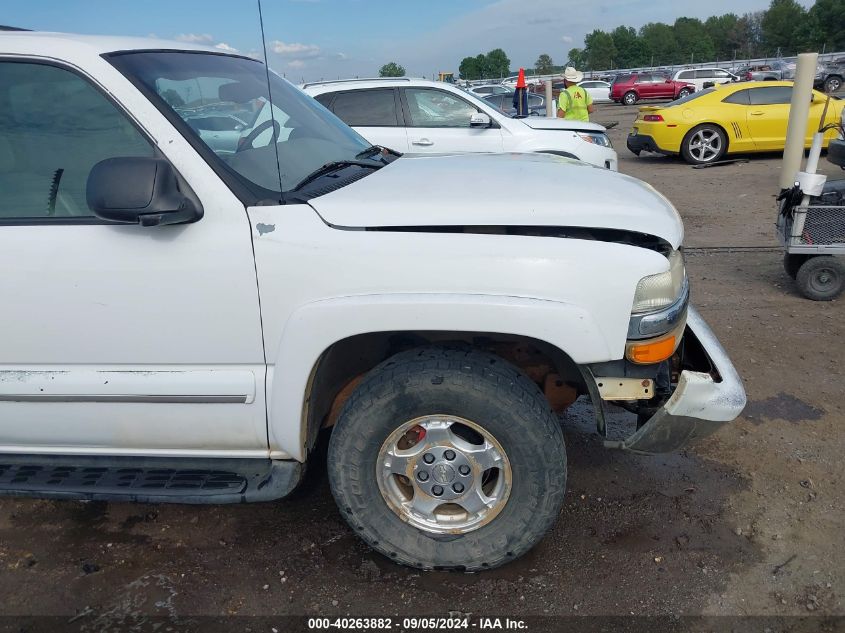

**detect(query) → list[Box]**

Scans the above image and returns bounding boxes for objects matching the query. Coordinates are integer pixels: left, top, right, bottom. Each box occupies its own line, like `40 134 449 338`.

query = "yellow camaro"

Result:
626 81 844 165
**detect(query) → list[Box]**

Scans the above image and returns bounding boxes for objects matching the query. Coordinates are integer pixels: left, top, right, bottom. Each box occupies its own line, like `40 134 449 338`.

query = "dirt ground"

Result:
0 101 842 630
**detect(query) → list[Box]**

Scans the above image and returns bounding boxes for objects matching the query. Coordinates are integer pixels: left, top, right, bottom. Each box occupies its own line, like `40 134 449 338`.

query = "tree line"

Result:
568 0 845 71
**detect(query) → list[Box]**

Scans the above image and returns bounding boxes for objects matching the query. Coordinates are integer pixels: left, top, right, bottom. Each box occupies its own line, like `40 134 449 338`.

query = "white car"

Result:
672 67 738 92
304 78 618 170
578 80 612 102
0 32 745 571
467 84 511 96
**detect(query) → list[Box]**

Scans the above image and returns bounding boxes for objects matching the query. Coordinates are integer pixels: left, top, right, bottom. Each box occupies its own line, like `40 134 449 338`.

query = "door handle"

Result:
750 111 764 116
412 138 434 146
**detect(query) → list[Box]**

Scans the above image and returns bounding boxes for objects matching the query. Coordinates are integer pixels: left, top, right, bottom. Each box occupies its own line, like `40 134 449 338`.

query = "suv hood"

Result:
308 153 683 248
519 117 606 133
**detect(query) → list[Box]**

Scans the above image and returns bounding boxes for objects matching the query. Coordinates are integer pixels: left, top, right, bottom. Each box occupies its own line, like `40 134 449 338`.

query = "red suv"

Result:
610 73 695 105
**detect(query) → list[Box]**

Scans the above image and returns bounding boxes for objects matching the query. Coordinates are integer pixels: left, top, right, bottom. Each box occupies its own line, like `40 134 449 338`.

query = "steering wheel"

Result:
238 119 280 152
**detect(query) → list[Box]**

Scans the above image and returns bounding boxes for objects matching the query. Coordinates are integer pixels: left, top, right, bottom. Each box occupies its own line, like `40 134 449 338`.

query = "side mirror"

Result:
470 112 492 128
87 157 203 227
665 78 672 83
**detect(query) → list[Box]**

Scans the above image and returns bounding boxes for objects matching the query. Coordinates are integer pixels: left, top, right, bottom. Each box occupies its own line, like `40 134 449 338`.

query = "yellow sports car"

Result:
627 81 844 165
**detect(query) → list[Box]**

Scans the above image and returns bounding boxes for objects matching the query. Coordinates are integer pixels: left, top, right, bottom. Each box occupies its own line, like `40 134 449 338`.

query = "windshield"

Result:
109 51 372 197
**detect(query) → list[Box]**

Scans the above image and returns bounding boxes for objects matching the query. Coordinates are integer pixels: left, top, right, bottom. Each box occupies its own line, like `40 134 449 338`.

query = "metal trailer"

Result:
778 137 845 300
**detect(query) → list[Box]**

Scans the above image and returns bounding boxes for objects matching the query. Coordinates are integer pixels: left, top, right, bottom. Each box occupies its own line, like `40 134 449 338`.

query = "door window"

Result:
330 89 399 126
677 70 694 80
695 69 716 79
748 86 792 105
635 74 653 84
404 89 478 128
714 70 732 79
0 62 154 221
722 89 751 105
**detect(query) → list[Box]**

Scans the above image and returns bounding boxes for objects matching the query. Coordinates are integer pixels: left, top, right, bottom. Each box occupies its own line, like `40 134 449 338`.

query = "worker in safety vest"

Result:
557 66 594 122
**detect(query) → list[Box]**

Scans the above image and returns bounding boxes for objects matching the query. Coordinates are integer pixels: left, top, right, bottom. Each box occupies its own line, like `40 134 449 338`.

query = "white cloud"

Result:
287 60 307 69
214 42 239 52
333 52 348 61
174 33 214 44
270 40 321 59
561 35 573 44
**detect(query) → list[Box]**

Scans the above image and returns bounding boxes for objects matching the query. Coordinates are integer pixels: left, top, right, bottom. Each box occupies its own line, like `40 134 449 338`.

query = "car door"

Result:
745 86 792 150
0 59 267 456
320 88 408 153
676 70 697 91
695 69 716 90
634 74 656 99
713 69 735 86
401 87 504 153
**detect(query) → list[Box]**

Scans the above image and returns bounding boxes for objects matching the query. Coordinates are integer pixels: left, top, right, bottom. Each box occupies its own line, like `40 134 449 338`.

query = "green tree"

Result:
807 0 845 51
584 29 617 70
378 62 405 77
459 56 481 80
762 0 806 54
567 48 586 68
485 48 511 78
673 17 715 63
611 25 650 68
704 13 740 60
535 53 554 74
639 22 679 65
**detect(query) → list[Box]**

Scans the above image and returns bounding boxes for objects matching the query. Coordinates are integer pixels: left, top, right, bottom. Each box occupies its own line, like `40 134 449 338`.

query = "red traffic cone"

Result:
516 68 526 89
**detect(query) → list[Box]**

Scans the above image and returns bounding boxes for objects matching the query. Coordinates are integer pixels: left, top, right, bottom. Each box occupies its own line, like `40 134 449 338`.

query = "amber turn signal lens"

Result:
626 335 677 365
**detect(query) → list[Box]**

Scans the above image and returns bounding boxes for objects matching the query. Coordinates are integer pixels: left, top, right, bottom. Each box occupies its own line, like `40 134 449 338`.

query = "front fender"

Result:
267 293 611 461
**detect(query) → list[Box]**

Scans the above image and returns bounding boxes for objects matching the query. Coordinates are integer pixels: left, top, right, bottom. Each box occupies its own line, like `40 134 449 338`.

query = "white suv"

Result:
0 32 743 571
672 67 738 92
303 78 618 170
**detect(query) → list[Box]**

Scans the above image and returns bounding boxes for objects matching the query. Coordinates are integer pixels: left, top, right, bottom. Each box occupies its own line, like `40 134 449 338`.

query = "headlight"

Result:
631 250 686 314
576 132 612 148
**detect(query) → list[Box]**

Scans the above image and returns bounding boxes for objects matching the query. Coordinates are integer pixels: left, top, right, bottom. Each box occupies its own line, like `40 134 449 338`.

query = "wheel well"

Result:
303 331 586 452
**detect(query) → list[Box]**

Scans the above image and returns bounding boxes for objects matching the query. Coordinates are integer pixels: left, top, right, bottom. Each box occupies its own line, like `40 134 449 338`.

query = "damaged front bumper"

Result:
603 306 746 453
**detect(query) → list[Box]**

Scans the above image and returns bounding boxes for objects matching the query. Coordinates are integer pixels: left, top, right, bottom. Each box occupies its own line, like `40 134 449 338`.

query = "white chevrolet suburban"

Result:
0 33 745 571
302 78 618 170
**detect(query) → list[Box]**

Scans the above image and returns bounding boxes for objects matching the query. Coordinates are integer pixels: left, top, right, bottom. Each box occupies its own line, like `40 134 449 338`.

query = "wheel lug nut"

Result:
417 471 429 482
452 483 464 493
432 485 444 496
423 453 435 464
444 450 456 461
459 465 471 476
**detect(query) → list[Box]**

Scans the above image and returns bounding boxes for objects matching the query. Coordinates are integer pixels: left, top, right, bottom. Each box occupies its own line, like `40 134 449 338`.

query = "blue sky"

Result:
3 0 798 81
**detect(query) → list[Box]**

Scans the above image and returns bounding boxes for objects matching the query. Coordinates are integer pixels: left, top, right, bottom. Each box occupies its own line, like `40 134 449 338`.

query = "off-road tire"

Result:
623 91 638 105
824 76 842 94
783 253 810 279
327 346 567 571
796 256 844 301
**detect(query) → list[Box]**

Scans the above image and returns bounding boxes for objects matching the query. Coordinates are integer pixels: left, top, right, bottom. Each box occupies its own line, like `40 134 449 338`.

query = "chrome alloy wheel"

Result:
377 415 512 535
688 128 722 162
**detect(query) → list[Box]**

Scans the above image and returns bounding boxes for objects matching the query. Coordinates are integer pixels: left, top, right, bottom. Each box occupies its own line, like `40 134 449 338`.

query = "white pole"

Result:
779 52 819 190
545 80 554 117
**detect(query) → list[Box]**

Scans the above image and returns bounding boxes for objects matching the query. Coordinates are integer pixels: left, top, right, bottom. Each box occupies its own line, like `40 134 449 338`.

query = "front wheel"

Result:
796 256 844 301
681 124 727 165
824 76 842 93
327 347 567 571
623 91 638 105
678 88 692 98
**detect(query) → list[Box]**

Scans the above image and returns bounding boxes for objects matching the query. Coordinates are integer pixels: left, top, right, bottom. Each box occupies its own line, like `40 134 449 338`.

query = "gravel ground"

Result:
0 100 842 630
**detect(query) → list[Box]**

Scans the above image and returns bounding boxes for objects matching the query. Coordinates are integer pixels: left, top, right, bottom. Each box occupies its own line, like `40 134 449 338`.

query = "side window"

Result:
696 69 715 79
722 89 751 105
677 70 694 80
748 86 792 105
331 89 398 126
314 93 334 108
0 61 154 221
635 74 651 84
527 94 543 107
404 89 478 128
715 70 731 79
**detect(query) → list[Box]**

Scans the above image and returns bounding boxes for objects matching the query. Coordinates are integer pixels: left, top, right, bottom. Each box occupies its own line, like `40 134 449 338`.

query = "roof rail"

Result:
301 77 420 89
0 25 31 31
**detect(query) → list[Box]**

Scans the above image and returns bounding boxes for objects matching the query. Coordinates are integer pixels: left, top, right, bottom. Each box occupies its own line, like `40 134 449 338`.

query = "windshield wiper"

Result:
293 159 383 191
355 145 385 159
